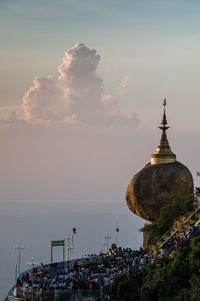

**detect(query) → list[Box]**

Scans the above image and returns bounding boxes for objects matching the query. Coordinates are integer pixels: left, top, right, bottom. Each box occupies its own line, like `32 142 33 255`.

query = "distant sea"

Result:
0 199 143 300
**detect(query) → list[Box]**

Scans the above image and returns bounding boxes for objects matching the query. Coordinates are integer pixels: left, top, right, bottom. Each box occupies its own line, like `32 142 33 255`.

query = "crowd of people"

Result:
17 224 200 298
158 219 200 256
16 208 200 299
16 246 149 298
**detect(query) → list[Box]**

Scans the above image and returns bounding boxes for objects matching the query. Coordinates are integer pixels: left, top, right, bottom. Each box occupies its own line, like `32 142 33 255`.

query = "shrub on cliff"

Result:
140 194 194 243
110 236 200 301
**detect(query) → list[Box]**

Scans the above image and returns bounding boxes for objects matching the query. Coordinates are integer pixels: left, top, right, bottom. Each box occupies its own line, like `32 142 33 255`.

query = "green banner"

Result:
52 240 65 246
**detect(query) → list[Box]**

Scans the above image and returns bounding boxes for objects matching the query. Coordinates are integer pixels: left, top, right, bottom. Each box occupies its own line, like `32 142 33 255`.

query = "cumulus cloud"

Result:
0 106 25 126
120 76 129 95
22 43 139 127
23 76 71 125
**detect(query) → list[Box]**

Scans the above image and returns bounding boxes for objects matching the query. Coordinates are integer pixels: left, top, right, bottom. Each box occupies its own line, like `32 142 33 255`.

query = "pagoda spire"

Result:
160 99 169 130
151 100 176 165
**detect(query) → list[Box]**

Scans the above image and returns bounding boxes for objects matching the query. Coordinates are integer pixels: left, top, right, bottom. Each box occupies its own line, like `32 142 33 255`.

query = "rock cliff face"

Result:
126 161 194 221
142 220 152 249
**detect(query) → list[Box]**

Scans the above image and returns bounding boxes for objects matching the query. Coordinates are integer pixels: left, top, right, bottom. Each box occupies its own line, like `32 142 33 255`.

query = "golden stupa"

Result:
126 100 193 222
151 99 176 165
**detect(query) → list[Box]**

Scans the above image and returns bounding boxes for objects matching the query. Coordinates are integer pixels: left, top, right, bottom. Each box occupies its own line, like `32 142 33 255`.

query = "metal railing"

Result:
158 208 200 250
16 288 100 301
130 220 200 275
157 195 200 246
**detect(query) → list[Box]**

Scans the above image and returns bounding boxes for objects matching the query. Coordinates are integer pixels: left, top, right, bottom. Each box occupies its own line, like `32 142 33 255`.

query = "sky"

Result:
0 0 200 202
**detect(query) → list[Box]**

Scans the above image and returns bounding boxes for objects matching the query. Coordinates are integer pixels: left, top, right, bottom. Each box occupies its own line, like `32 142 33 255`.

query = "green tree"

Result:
141 194 194 243
110 237 200 300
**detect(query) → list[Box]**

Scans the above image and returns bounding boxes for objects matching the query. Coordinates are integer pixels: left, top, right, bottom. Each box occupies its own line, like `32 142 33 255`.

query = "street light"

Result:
64 234 73 261
14 241 24 275
81 249 89 259
103 232 111 251
115 226 119 246
65 227 77 261
93 273 107 301
100 240 107 251
72 227 77 259
26 257 38 269
26 257 38 301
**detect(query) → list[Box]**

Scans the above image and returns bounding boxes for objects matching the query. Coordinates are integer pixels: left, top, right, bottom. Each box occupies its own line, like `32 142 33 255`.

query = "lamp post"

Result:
15 241 24 275
65 228 77 261
103 232 111 251
100 240 106 251
93 273 107 301
81 249 89 259
26 257 38 269
65 234 73 261
27 257 38 301
72 227 77 260
115 226 119 246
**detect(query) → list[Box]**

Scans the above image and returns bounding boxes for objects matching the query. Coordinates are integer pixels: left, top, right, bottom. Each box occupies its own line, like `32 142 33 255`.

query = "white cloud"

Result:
120 76 129 95
6 43 139 128
0 106 25 126
23 75 71 125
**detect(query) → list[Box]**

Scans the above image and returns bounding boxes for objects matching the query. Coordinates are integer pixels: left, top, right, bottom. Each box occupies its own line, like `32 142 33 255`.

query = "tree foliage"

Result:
140 194 194 243
110 236 200 300
108 194 199 300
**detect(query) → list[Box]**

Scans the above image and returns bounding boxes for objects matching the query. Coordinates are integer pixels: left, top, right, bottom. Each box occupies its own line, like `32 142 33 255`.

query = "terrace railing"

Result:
158 207 200 250
17 288 100 301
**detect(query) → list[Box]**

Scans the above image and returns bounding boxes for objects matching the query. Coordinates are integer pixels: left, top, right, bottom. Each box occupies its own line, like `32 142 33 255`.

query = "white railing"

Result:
158 207 200 250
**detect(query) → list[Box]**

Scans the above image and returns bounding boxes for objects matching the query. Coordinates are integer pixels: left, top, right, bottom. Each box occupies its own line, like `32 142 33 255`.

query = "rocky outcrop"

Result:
126 161 194 221
142 220 152 249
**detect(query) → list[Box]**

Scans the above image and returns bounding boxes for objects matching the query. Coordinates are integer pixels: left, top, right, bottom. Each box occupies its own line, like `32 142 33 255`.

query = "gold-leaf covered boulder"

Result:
126 161 193 221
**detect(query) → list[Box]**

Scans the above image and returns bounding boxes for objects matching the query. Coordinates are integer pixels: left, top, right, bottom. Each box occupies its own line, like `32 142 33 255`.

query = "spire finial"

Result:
159 98 169 130
150 99 176 165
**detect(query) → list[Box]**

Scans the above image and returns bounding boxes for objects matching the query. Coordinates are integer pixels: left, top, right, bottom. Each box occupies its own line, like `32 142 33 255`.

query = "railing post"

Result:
51 241 53 264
